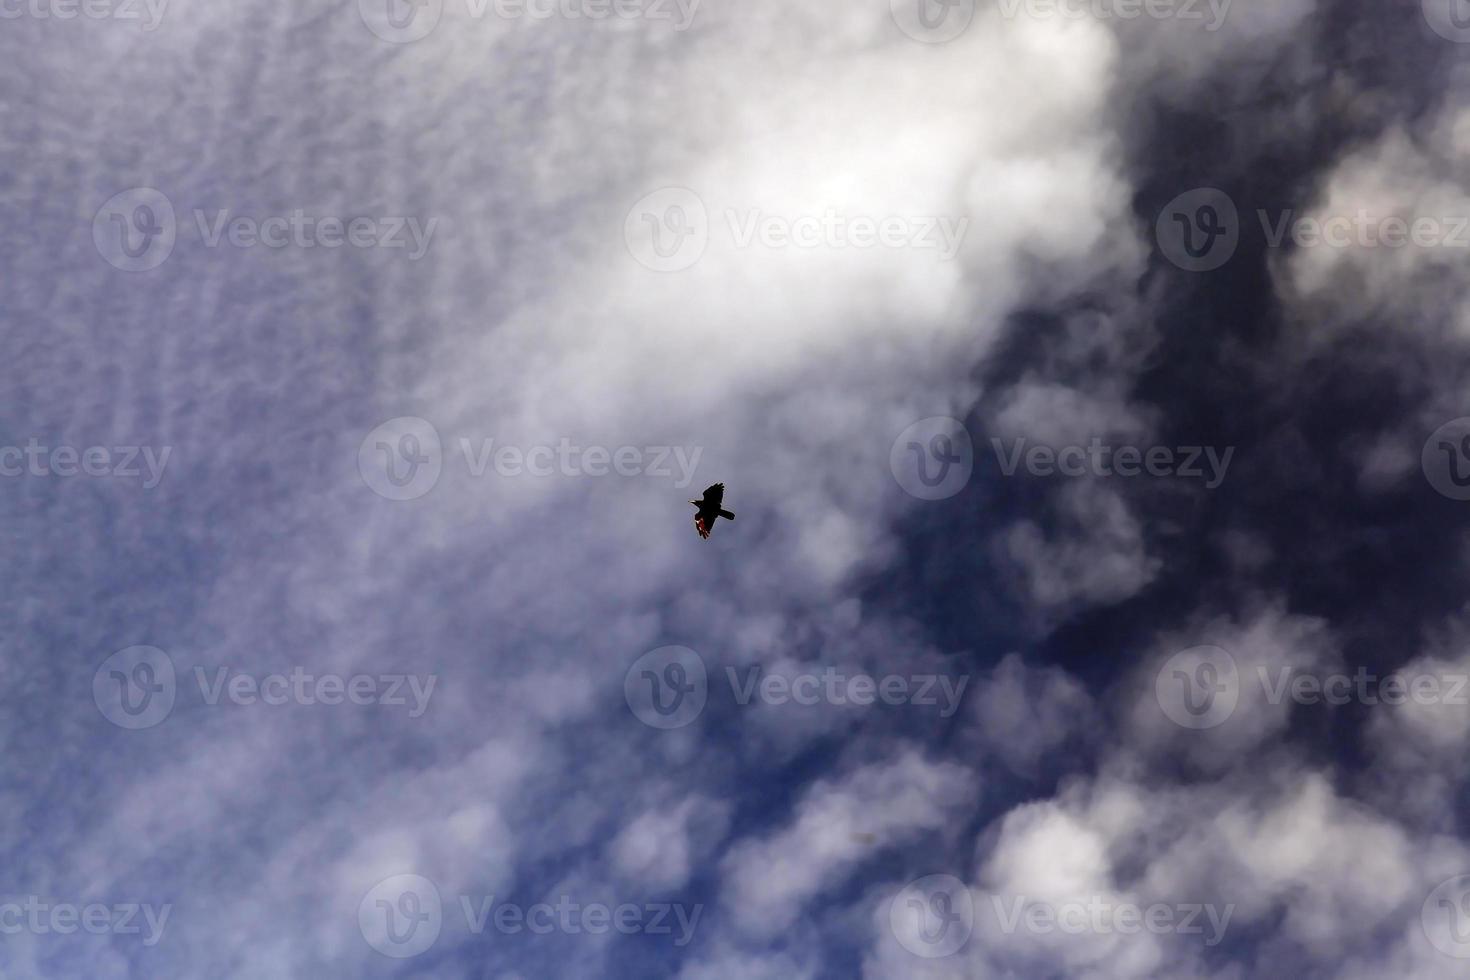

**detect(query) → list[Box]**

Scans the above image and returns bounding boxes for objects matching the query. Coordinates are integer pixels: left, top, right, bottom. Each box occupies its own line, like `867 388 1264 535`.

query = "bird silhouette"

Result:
690 483 735 539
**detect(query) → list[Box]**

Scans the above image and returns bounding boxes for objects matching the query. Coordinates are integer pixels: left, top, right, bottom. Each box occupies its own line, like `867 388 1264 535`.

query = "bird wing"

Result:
703 483 724 506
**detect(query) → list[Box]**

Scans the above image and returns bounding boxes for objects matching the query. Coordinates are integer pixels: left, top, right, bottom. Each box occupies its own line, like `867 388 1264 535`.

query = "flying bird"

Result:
690 483 735 539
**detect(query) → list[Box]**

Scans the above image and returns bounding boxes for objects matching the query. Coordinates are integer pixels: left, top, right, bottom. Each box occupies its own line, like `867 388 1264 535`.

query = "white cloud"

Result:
1001 482 1161 613
961 653 1098 776
720 750 977 937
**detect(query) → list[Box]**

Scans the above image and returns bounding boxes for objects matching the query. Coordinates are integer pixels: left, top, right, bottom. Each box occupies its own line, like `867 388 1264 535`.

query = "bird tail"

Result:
719 510 735 520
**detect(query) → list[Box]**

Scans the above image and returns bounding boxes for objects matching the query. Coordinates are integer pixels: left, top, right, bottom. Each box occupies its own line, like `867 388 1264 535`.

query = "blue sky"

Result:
5 0 1470 977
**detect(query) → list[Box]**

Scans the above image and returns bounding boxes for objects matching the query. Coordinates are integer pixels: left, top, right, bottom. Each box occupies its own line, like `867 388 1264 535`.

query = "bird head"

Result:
689 499 699 506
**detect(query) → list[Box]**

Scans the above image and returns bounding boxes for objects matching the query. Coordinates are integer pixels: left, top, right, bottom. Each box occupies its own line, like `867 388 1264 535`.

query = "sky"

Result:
3 0 1470 977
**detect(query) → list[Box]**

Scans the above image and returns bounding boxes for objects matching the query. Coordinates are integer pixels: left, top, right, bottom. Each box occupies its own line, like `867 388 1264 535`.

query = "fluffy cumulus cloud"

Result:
4 0 1470 976
718 750 977 937
1276 79 1470 341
